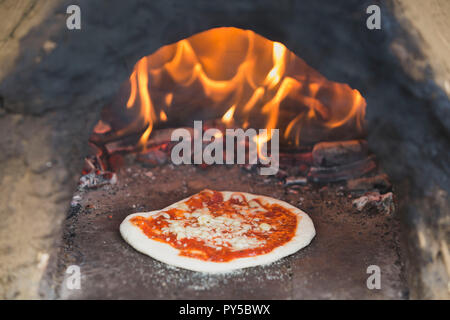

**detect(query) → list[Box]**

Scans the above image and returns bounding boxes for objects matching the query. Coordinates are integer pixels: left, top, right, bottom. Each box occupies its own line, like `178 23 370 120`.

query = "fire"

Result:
263 42 286 89
221 105 236 124
160 110 168 122
164 93 173 107
135 57 155 149
108 27 366 150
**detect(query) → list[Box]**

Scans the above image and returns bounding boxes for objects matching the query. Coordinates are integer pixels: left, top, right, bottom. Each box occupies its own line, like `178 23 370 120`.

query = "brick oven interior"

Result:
0 0 449 299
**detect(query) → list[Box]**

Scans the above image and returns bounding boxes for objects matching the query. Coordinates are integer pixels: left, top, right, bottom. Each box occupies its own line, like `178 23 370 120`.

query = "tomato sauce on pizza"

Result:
131 190 299 262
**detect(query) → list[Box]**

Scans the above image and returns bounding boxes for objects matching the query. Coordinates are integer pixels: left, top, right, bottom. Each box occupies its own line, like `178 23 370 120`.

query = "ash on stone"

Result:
352 191 394 215
78 171 117 190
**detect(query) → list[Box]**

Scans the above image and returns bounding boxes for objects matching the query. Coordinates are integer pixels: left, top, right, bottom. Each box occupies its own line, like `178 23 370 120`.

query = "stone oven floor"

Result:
41 164 408 299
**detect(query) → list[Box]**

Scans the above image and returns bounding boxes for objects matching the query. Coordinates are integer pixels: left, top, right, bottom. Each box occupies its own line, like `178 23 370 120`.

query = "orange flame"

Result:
118 27 366 150
221 105 236 124
126 70 137 108
160 110 168 122
164 93 173 107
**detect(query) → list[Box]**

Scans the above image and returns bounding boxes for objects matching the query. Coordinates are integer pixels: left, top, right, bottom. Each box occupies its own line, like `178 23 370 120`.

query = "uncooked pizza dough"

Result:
120 190 315 273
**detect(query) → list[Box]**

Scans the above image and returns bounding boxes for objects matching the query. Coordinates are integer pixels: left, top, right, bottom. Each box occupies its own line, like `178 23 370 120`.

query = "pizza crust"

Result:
120 191 315 273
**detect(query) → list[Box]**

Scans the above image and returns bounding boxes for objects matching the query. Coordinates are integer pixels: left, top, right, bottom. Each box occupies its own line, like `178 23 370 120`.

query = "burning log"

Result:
279 151 313 166
90 124 145 146
144 127 194 148
104 135 142 155
102 127 194 155
346 173 391 192
307 154 376 183
83 143 108 172
352 191 394 215
312 140 368 167
136 147 169 166
80 149 118 189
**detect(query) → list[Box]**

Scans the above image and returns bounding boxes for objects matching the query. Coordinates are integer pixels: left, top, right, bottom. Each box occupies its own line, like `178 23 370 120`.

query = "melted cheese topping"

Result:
131 190 298 262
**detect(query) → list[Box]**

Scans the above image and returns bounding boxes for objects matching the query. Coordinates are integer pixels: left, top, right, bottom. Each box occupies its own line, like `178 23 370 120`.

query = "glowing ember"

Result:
96 27 366 151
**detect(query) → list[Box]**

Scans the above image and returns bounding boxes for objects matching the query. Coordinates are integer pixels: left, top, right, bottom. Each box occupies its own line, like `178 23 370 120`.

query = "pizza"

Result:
120 189 315 273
